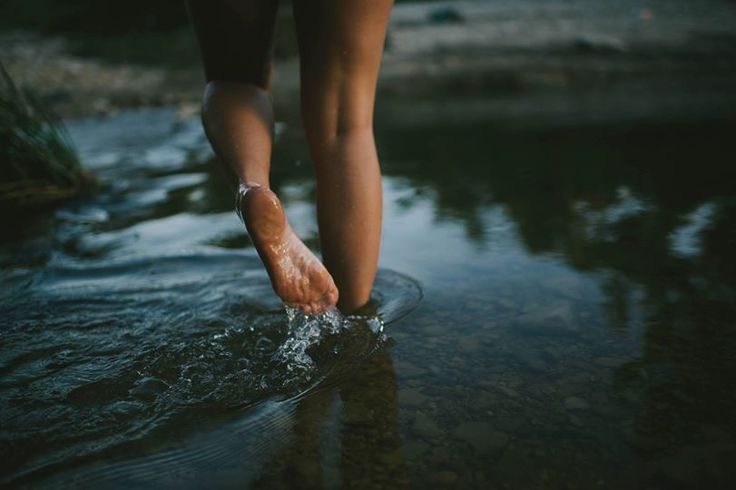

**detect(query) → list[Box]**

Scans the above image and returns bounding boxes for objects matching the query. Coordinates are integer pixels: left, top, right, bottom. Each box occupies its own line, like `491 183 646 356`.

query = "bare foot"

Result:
239 186 338 314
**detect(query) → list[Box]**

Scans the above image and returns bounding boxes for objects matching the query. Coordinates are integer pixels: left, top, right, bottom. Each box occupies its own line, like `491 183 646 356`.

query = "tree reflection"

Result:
377 115 736 476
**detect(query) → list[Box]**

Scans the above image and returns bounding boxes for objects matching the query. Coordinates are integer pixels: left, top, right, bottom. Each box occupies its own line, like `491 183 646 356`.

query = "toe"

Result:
312 301 327 315
328 288 339 307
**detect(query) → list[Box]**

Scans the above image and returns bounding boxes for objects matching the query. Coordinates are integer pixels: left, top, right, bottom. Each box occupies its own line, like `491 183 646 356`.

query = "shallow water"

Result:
1 104 735 488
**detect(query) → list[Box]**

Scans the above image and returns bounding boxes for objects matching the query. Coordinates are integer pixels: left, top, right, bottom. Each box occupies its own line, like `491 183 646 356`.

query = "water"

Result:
1 103 735 488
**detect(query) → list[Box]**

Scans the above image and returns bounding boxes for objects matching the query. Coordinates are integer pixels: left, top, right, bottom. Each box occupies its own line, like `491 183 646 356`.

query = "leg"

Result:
187 0 338 314
186 0 277 186
293 0 393 313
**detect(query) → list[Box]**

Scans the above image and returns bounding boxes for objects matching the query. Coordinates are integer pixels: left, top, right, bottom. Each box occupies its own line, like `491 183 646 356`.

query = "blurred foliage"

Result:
0 0 444 34
0 63 92 210
0 0 190 34
0 0 446 65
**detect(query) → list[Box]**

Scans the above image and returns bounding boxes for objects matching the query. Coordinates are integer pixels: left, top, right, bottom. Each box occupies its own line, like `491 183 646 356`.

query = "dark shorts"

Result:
185 0 278 87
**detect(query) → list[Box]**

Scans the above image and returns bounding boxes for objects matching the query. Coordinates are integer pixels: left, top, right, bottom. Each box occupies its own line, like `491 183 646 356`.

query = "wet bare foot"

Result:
239 186 338 314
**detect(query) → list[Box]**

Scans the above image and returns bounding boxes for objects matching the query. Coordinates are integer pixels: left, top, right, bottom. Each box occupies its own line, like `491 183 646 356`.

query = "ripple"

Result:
0 252 421 487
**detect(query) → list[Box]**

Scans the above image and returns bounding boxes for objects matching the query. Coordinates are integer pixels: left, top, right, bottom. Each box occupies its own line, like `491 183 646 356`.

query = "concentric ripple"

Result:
0 253 420 487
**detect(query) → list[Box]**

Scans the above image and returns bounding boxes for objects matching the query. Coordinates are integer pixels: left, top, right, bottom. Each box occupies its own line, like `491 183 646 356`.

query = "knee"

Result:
301 77 375 140
307 121 374 159
201 81 271 119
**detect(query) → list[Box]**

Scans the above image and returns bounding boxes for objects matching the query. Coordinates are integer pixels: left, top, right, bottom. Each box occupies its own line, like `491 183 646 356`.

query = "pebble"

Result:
129 377 168 400
398 388 429 407
402 440 430 459
496 447 533 484
498 386 521 398
459 336 481 352
453 422 509 452
412 411 443 439
494 416 525 432
593 357 626 368
396 360 428 378
563 396 590 410
513 303 576 337
430 470 459 486
343 403 372 424
514 349 548 372
473 391 499 409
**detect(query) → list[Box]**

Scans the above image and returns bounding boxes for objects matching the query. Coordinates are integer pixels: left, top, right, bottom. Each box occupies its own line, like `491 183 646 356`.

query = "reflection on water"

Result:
377 116 736 487
1 105 735 488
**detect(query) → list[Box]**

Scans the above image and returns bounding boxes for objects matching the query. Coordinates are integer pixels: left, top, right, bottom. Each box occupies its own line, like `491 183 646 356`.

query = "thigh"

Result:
186 0 279 88
292 0 393 129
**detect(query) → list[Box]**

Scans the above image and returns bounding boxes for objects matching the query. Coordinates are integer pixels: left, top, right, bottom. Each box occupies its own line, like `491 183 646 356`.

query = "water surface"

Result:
1 103 735 488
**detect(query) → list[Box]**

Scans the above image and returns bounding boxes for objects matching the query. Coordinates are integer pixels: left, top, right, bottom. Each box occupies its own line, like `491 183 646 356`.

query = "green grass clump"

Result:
0 62 93 210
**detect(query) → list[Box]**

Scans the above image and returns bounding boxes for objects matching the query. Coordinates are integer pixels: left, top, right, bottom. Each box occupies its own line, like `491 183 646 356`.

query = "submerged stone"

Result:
129 377 169 400
453 422 509 452
564 396 590 410
398 388 429 407
412 411 443 439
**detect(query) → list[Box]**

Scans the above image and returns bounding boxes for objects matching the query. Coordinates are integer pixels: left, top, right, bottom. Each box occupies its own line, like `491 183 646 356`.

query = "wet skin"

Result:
239 185 338 315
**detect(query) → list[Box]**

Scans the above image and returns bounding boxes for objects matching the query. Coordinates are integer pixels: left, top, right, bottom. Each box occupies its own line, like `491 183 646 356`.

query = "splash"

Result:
272 306 385 386
234 183 248 225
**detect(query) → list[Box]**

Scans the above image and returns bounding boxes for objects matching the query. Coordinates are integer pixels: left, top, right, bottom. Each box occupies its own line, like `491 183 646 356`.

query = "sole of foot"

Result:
240 186 338 315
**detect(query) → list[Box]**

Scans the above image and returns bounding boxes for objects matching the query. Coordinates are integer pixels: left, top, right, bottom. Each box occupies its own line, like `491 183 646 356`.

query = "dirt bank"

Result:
2 0 735 122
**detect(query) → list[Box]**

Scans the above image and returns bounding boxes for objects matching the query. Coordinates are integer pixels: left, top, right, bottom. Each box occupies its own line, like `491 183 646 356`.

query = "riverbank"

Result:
1 0 735 124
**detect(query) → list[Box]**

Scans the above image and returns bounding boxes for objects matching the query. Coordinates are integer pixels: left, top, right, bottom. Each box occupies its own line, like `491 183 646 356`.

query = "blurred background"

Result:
2 0 735 119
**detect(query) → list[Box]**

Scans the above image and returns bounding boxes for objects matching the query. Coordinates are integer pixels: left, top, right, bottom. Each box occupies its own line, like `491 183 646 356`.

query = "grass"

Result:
0 62 93 210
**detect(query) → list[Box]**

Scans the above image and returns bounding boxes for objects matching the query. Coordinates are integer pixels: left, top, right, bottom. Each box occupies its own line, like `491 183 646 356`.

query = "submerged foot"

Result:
239 186 338 314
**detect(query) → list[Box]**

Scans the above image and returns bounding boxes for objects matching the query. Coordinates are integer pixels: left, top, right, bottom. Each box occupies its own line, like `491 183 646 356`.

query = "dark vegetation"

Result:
0 0 440 34
0 63 92 211
0 0 440 65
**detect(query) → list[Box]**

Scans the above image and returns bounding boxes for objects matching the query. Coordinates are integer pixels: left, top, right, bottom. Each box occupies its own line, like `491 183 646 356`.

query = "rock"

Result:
496 448 533 485
399 388 429 407
343 403 373 424
494 416 525 432
589 393 626 419
505 375 525 388
657 439 736 485
402 440 430 459
514 348 548 372
473 470 486 483
129 377 168 400
498 386 521 399
427 7 464 24
700 424 734 444
453 422 509 452
473 391 499 410
593 357 626 368
378 449 405 468
430 471 459 486
459 336 480 353
594 403 627 420
512 303 577 337
563 396 590 410
557 373 590 392
572 35 627 54
108 400 143 420
396 360 427 378
412 411 443 439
